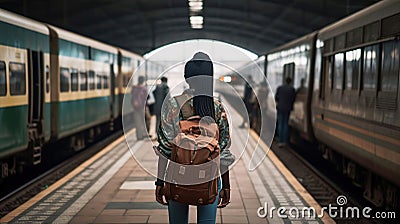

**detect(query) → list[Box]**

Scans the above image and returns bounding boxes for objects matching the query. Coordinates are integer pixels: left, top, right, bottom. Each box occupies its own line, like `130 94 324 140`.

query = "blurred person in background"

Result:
131 76 151 140
275 77 295 147
153 76 169 134
239 75 254 128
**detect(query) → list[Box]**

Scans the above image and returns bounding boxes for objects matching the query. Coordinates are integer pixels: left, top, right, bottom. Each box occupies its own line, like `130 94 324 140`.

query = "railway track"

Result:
0 130 123 218
270 139 384 224
218 92 387 223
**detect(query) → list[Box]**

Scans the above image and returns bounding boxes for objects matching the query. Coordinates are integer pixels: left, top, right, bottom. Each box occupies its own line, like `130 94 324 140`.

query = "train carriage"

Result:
47 25 118 150
312 0 400 207
0 8 165 182
118 49 143 125
0 9 50 169
230 0 400 208
266 33 317 142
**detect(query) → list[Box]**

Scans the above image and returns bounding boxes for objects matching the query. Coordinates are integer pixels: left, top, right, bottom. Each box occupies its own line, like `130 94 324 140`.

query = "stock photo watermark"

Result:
257 195 396 220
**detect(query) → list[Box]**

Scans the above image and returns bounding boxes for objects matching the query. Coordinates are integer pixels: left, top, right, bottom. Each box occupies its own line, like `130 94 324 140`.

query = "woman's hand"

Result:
217 188 230 208
155 185 168 205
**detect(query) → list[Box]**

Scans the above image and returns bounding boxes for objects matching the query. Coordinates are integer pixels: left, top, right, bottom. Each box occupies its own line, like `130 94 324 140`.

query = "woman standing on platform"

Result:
154 52 235 224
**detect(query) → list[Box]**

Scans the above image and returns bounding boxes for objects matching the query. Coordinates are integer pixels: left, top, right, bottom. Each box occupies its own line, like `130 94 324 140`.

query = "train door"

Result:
27 50 45 165
283 63 295 85
109 64 115 130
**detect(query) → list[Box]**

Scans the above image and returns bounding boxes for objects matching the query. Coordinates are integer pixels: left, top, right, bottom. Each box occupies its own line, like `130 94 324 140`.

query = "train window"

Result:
123 75 128 87
380 40 399 92
88 70 95 90
283 63 295 85
96 74 102 89
381 13 400 38
9 62 26 96
60 67 69 92
114 75 118 88
346 27 363 47
71 69 79 92
334 34 346 51
103 75 109 89
324 39 334 54
79 71 88 91
326 56 334 90
364 21 380 42
45 65 50 93
0 61 6 96
333 53 344 90
363 45 379 90
345 49 361 90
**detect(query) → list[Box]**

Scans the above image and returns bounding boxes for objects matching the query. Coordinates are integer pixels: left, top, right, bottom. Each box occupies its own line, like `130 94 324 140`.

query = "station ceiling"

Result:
0 0 380 56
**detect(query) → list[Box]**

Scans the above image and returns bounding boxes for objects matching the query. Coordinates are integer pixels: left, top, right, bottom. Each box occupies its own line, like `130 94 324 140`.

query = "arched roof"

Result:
0 0 379 55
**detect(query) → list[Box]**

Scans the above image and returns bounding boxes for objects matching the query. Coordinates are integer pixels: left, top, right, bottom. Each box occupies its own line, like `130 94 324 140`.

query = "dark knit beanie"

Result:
183 52 215 119
184 52 213 79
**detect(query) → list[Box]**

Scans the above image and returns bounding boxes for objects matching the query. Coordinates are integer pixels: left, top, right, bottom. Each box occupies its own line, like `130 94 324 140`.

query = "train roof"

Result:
265 32 317 56
118 48 143 60
318 0 400 40
47 25 118 54
0 8 49 35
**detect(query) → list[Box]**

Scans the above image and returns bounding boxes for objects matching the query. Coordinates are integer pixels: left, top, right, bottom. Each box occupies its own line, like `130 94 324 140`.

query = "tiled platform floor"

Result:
2 99 333 224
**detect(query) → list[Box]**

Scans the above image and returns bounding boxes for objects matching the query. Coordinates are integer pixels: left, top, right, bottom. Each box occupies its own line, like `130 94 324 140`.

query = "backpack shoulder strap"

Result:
175 94 192 120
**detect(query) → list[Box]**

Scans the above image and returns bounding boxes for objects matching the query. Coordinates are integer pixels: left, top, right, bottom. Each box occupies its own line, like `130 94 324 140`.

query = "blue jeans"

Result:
168 179 221 224
277 111 290 144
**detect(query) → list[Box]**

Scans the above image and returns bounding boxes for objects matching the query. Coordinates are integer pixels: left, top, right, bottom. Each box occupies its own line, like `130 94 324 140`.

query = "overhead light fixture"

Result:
191 24 203 29
188 0 203 29
189 1 203 12
190 15 203 29
190 16 203 24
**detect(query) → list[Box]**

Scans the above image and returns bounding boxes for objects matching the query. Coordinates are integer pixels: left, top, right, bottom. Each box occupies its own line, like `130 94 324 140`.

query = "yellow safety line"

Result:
250 130 336 224
0 129 133 223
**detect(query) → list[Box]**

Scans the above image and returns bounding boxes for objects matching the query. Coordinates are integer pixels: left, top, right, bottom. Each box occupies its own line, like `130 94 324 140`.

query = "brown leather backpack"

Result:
163 95 220 205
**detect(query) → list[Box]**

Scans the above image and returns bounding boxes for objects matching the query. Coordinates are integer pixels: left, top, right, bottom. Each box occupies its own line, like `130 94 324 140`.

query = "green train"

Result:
0 9 162 179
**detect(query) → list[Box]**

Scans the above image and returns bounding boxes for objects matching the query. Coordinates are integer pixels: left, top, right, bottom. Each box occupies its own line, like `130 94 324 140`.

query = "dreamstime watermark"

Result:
257 195 396 220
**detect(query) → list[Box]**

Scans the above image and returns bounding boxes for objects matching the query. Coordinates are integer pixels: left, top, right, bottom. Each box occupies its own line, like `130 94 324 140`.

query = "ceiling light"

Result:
191 24 203 29
190 16 203 25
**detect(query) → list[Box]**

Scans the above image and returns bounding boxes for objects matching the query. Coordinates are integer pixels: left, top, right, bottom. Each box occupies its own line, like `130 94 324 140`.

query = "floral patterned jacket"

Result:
156 91 235 167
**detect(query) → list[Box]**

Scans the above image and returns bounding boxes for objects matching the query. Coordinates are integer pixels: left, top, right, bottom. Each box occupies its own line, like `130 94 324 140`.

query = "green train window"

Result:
71 69 78 92
88 70 95 90
60 67 70 92
96 74 102 89
380 40 399 92
80 71 88 91
0 61 6 96
9 62 26 96
103 75 109 89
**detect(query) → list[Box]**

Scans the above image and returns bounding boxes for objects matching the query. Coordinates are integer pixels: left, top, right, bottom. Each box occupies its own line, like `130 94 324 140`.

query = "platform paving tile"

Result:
67 137 268 223
69 215 96 224
9 102 329 223
93 215 149 223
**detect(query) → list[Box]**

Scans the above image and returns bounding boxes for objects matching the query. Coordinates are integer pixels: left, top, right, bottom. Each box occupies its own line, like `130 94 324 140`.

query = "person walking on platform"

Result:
152 76 169 134
154 52 235 224
239 75 254 128
275 76 296 147
131 76 150 140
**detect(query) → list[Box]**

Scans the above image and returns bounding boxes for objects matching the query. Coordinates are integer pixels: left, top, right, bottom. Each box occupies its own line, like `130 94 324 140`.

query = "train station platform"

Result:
1 100 334 224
